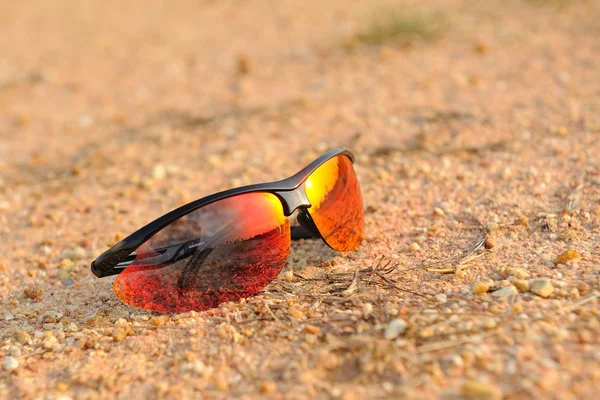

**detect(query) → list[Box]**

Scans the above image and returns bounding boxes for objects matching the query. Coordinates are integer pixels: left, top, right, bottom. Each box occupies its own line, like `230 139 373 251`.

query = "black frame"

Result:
91 147 354 278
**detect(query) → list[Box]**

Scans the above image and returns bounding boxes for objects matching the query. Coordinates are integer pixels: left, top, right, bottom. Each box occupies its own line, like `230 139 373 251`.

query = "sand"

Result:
1 0 599 398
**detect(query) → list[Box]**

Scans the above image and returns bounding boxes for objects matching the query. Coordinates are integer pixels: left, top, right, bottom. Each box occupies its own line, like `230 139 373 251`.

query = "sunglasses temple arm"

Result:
291 226 313 240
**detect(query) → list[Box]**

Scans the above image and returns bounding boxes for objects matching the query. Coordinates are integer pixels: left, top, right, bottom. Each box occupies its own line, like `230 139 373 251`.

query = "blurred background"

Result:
1 0 599 398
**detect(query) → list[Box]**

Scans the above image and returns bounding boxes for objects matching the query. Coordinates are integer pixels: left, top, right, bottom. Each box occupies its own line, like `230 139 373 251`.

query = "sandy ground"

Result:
1 0 600 398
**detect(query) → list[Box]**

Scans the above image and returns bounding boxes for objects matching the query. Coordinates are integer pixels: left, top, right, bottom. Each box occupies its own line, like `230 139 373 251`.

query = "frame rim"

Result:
91 147 354 277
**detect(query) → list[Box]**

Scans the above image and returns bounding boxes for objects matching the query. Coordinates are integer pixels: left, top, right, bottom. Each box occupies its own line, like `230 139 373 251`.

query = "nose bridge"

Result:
275 184 311 216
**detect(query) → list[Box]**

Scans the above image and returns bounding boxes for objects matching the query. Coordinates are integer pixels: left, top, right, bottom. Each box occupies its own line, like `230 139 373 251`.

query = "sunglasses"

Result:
91 148 363 312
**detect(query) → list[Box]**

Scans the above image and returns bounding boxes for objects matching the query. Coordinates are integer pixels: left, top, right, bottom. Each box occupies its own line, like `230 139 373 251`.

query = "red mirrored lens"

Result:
305 154 363 251
114 193 290 312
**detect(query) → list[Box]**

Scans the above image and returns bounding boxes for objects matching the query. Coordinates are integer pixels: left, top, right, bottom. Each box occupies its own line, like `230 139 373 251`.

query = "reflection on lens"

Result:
305 155 363 251
114 193 289 312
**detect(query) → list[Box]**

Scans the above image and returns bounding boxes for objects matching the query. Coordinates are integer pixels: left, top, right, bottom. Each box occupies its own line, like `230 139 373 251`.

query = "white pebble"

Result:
152 165 167 180
435 294 448 304
384 318 408 339
3 356 19 371
491 286 518 297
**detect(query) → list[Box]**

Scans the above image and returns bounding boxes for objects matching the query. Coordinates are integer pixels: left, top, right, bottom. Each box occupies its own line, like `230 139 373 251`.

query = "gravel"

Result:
0 1 599 399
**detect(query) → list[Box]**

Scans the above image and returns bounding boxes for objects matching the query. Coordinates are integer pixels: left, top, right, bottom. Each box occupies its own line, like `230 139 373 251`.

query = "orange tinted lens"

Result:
305 154 363 251
114 193 289 312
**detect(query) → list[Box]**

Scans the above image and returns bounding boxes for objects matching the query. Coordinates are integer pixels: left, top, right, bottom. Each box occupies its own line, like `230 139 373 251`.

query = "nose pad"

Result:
296 209 322 239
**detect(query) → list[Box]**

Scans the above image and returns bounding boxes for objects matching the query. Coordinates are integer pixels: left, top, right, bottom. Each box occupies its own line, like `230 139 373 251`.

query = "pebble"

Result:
15 331 31 344
113 327 128 342
3 356 19 372
304 325 321 335
435 294 448 303
553 249 579 265
43 336 58 349
259 380 277 394
150 316 168 327
409 242 421 252
530 279 554 298
23 287 43 301
486 222 499 232
151 165 167 180
63 246 86 260
317 350 339 370
576 281 589 294
113 318 133 342
8 346 21 357
473 282 490 294
461 380 501 400
491 286 518 297
281 270 294 281
510 268 529 280
513 279 530 293
384 318 407 339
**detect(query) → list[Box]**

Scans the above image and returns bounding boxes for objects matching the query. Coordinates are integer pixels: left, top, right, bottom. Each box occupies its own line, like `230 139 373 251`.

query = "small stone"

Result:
191 360 212 377
433 207 445 216
150 316 168 326
482 317 497 329
289 308 304 320
513 279 530 293
66 323 78 332
151 165 167 180
112 318 133 341
42 335 58 349
474 41 488 54
216 378 229 391
384 318 407 339
510 268 529 279
435 293 448 303
473 282 490 294
304 325 321 335
237 55 252 75
419 328 434 338
553 249 579 265
58 258 73 268
63 277 75 287
576 281 589 294
491 286 518 297
461 380 501 400
23 287 43 301
484 237 495 249
362 303 373 315
486 222 498 232
64 246 86 260
259 380 277 394
317 349 339 370
500 267 513 279
15 331 31 344
8 346 21 357
304 333 317 344
409 242 421 252
3 356 19 372
56 382 70 392
530 279 554 298
281 270 294 281
112 326 128 342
